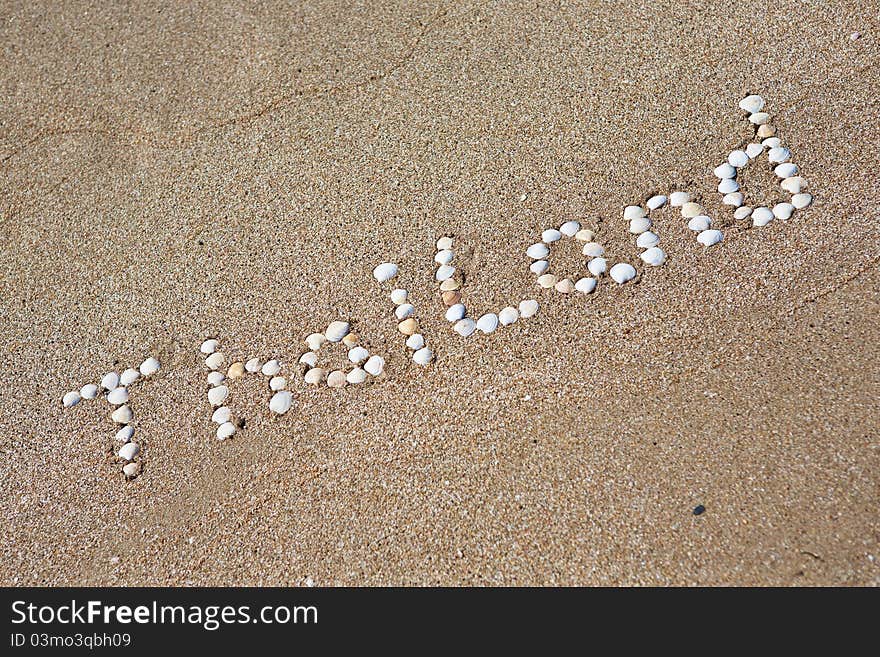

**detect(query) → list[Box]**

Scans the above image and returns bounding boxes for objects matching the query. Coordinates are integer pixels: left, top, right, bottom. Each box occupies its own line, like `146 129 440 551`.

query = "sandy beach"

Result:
1 0 878 586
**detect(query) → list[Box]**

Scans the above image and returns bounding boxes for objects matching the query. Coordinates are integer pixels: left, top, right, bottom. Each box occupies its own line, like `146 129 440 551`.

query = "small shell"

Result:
200 339 218 354
111 405 133 424
774 163 798 178
646 195 667 210
261 360 281 376
722 192 744 207
718 178 739 194
587 258 607 277
346 368 367 384
398 318 418 335
453 318 477 337
205 352 225 370
559 221 580 237
342 333 359 348
405 333 425 350
554 278 574 294
395 303 415 320
739 94 764 113
390 289 408 305
245 358 263 372
696 229 723 246
211 406 231 424
207 385 228 407
629 217 651 234
413 347 433 365
498 307 519 325
727 150 749 168
768 147 790 164
581 242 604 257
640 247 666 266
445 304 466 322
217 422 236 440
537 274 557 288
541 229 562 243
348 346 370 363
442 290 461 306
781 176 806 194
439 279 460 291
476 313 499 333
623 205 646 221
609 263 637 284
791 193 812 209
327 370 347 388
713 163 736 179
373 262 398 282
122 461 141 478
269 376 287 391
518 299 539 318
751 207 774 227
575 228 596 241
80 384 98 400
325 321 350 343
207 371 225 386
772 202 795 220
762 137 781 149
669 191 690 207
436 236 454 250
305 333 326 351
748 112 770 125
687 215 711 231
575 277 597 294
62 391 81 408
364 355 385 376
435 264 455 281
757 124 776 138
269 391 293 414
299 352 318 367
304 368 326 385
434 250 454 265
118 442 140 461
101 372 119 391
526 243 550 259
530 260 549 275
227 362 245 379
681 202 704 218
120 368 140 386
107 387 129 405
733 206 753 220
116 425 134 442
745 143 764 159
636 231 660 248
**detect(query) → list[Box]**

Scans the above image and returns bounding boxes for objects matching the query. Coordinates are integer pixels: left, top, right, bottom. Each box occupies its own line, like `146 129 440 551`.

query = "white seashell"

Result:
62 391 81 408
498 307 519 325
739 94 765 113
434 250 454 265
476 313 499 334
304 368 325 385
298 352 317 367
773 203 795 220
575 277 597 294
636 231 660 248
697 229 723 246
587 258 607 277
748 112 770 125
328 370 348 389
646 195 667 210
575 229 596 241
718 178 739 194
260 360 281 376
348 346 370 363
305 334 325 351
413 347 433 365
681 202 704 218
101 372 119 391
445 304 466 322
364 355 385 376
122 462 141 478
530 260 549 275
746 142 764 159
518 299 539 318
390 288 408 305
559 221 580 237
453 318 477 337
762 137 781 149
537 274 557 288
526 243 549 259
623 205 646 221
436 236 454 250
581 242 604 257
728 150 749 168
435 264 455 281
207 371 225 386
792 193 812 209
640 247 666 266
269 376 286 391
774 163 798 178
768 147 790 164
541 229 562 243
139 357 160 377
714 163 736 179
107 388 129 405
751 207 774 226
395 304 415 320
111 405 132 424
723 192 744 207
325 321 350 343
207 385 228 407
80 384 98 400
269 391 293 415
211 406 231 424
669 191 690 207
115 425 134 442
373 262 398 282
609 263 636 284
205 352 224 370
118 442 139 461
200 339 218 354
734 206 753 220
217 422 236 440
405 334 424 350
781 176 806 194
687 215 711 231
120 368 140 386
629 217 651 234
555 278 573 294
346 368 367 384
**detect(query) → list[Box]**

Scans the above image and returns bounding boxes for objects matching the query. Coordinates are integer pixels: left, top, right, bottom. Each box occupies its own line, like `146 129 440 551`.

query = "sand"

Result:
1 1 878 586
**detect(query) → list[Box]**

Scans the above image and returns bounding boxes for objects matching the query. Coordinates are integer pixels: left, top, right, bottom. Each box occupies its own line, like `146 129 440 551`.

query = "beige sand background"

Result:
1 0 878 585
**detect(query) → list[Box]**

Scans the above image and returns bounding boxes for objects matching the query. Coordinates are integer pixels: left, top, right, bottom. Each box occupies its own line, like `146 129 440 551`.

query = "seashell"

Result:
207 385 228 407
575 229 595 241
227 362 245 379
217 422 236 440
669 191 690 207
120 368 140 386
342 333 359 348
434 250 454 265
575 277 597 294
762 137 781 149
581 242 604 257
774 163 798 178
200 339 218 354
115 425 134 442
526 243 550 259
373 262 398 282
442 290 461 306
122 462 141 478
436 236 454 250
118 442 139 461
587 258 607 277
714 163 736 179
304 368 326 385
413 347 433 365
346 368 367 384
439 279 460 291
518 299 539 318
211 407 231 424
269 391 293 415
453 318 477 337
327 370 347 388
781 176 806 194
640 247 666 266
80 384 98 400
348 346 370 363
325 321 350 343
687 215 711 231
768 147 790 164
751 207 774 226
537 274 557 288
748 112 770 125
299 352 318 367
681 202 704 218
722 192 744 207
629 217 651 234
530 260 549 275
245 358 262 373
305 333 326 351
62 391 81 408
406 334 425 350
476 313 499 333
398 318 418 335
739 94 765 113
395 304 415 320
541 229 562 243
205 352 225 370
101 372 119 391
757 124 776 138
734 206 753 220
207 371 225 386
646 195 667 210
269 376 286 391
559 221 580 237
445 304 466 322
498 307 519 325
727 150 749 168
111 405 132 424
636 231 660 248
746 142 764 159
436 264 455 281
791 193 812 209
772 203 795 220
364 355 385 376
718 178 739 194
261 360 281 376
107 388 129 405
390 289 408 305
696 229 723 246
554 279 574 294
609 263 637 284
623 206 646 221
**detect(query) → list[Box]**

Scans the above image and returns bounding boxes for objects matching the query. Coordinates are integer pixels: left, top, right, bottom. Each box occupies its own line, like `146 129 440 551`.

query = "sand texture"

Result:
1 1 878 585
